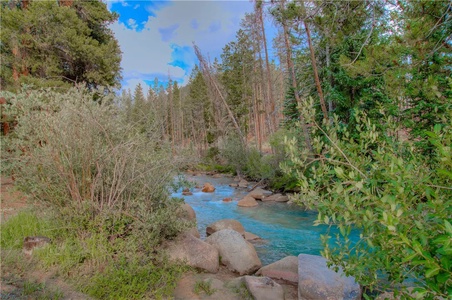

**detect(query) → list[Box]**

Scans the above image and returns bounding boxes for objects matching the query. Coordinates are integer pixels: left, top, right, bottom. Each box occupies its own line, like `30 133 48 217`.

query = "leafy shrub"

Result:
285 98 452 298
1 87 187 231
1 87 191 298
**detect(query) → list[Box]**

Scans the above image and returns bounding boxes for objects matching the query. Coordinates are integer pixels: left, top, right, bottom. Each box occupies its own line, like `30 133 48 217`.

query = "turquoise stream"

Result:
172 174 356 266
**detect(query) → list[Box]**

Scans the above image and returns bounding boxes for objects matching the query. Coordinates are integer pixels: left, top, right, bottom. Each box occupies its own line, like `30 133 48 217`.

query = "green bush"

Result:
285 98 452 298
0 87 191 299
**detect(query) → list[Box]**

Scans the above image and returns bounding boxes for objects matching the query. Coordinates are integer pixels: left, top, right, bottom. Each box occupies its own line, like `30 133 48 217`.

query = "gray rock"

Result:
206 229 262 275
166 233 219 273
238 179 249 188
244 276 285 300
206 219 245 236
298 254 361 300
262 194 289 202
244 231 261 241
256 256 298 283
181 203 196 221
248 188 273 200
185 227 200 238
238 195 258 207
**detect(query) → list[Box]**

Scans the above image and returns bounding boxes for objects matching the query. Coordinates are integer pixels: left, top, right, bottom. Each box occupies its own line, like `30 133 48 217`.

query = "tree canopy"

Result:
0 0 122 90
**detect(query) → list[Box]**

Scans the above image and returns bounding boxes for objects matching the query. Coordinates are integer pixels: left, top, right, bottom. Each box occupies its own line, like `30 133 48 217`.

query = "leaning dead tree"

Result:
193 44 244 142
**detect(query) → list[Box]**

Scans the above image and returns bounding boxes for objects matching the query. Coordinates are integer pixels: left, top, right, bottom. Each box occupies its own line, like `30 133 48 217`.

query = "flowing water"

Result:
172 174 357 266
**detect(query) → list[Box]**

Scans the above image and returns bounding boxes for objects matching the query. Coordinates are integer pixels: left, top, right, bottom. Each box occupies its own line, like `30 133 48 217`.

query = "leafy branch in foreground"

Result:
284 98 452 298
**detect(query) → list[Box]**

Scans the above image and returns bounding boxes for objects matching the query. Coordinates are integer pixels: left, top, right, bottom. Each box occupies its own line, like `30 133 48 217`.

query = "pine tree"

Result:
0 0 121 90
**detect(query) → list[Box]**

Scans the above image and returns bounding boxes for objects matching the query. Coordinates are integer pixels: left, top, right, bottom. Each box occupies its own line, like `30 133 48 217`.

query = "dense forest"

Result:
1 0 451 299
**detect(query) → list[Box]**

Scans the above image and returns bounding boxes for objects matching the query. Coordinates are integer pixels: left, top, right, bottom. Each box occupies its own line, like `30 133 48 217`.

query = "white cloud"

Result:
110 0 254 92
122 78 150 96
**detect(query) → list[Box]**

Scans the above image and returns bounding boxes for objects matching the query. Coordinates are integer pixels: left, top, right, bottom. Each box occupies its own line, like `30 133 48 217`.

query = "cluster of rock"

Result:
237 187 289 207
166 205 361 300
186 178 290 206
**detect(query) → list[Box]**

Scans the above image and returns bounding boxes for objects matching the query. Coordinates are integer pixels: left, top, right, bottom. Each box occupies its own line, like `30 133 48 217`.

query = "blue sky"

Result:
107 0 262 94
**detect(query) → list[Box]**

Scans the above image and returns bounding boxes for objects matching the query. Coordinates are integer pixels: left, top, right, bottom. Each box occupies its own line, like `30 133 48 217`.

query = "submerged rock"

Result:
298 254 361 300
206 229 262 275
206 219 245 236
256 256 298 283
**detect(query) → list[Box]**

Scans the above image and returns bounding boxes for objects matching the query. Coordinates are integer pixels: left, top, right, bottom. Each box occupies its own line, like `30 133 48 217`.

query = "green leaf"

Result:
444 220 452 235
425 266 441 278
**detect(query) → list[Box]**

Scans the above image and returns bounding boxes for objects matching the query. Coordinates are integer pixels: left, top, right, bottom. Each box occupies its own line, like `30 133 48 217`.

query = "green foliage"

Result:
1 86 192 298
0 210 56 249
0 0 121 90
193 279 216 296
285 98 452 298
84 257 188 300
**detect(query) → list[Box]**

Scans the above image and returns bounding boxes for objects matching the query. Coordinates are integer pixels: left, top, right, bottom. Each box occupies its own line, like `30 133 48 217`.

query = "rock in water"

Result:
206 229 262 275
206 219 245 236
247 187 272 200
165 233 219 273
238 179 249 188
256 255 298 283
262 193 289 202
238 195 258 207
244 231 261 241
298 254 361 300
201 182 216 193
244 276 284 300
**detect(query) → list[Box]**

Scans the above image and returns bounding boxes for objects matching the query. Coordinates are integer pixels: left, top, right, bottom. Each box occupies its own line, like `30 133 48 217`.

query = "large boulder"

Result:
206 229 262 275
262 193 289 202
256 256 298 283
238 195 258 207
248 188 273 200
185 226 200 239
298 254 361 300
202 182 216 193
180 203 196 221
206 219 245 236
165 233 219 273
244 276 284 300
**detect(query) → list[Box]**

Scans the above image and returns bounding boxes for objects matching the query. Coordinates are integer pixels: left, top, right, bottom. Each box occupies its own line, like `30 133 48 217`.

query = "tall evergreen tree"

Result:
0 0 122 90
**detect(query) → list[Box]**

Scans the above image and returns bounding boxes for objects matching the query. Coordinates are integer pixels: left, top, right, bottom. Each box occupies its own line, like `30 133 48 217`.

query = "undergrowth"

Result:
0 87 193 299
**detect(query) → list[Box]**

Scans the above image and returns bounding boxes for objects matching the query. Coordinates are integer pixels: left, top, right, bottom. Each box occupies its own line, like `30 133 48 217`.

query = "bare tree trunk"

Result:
257 2 276 134
300 1 328 121
326 43 333 115
194 44 245 142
